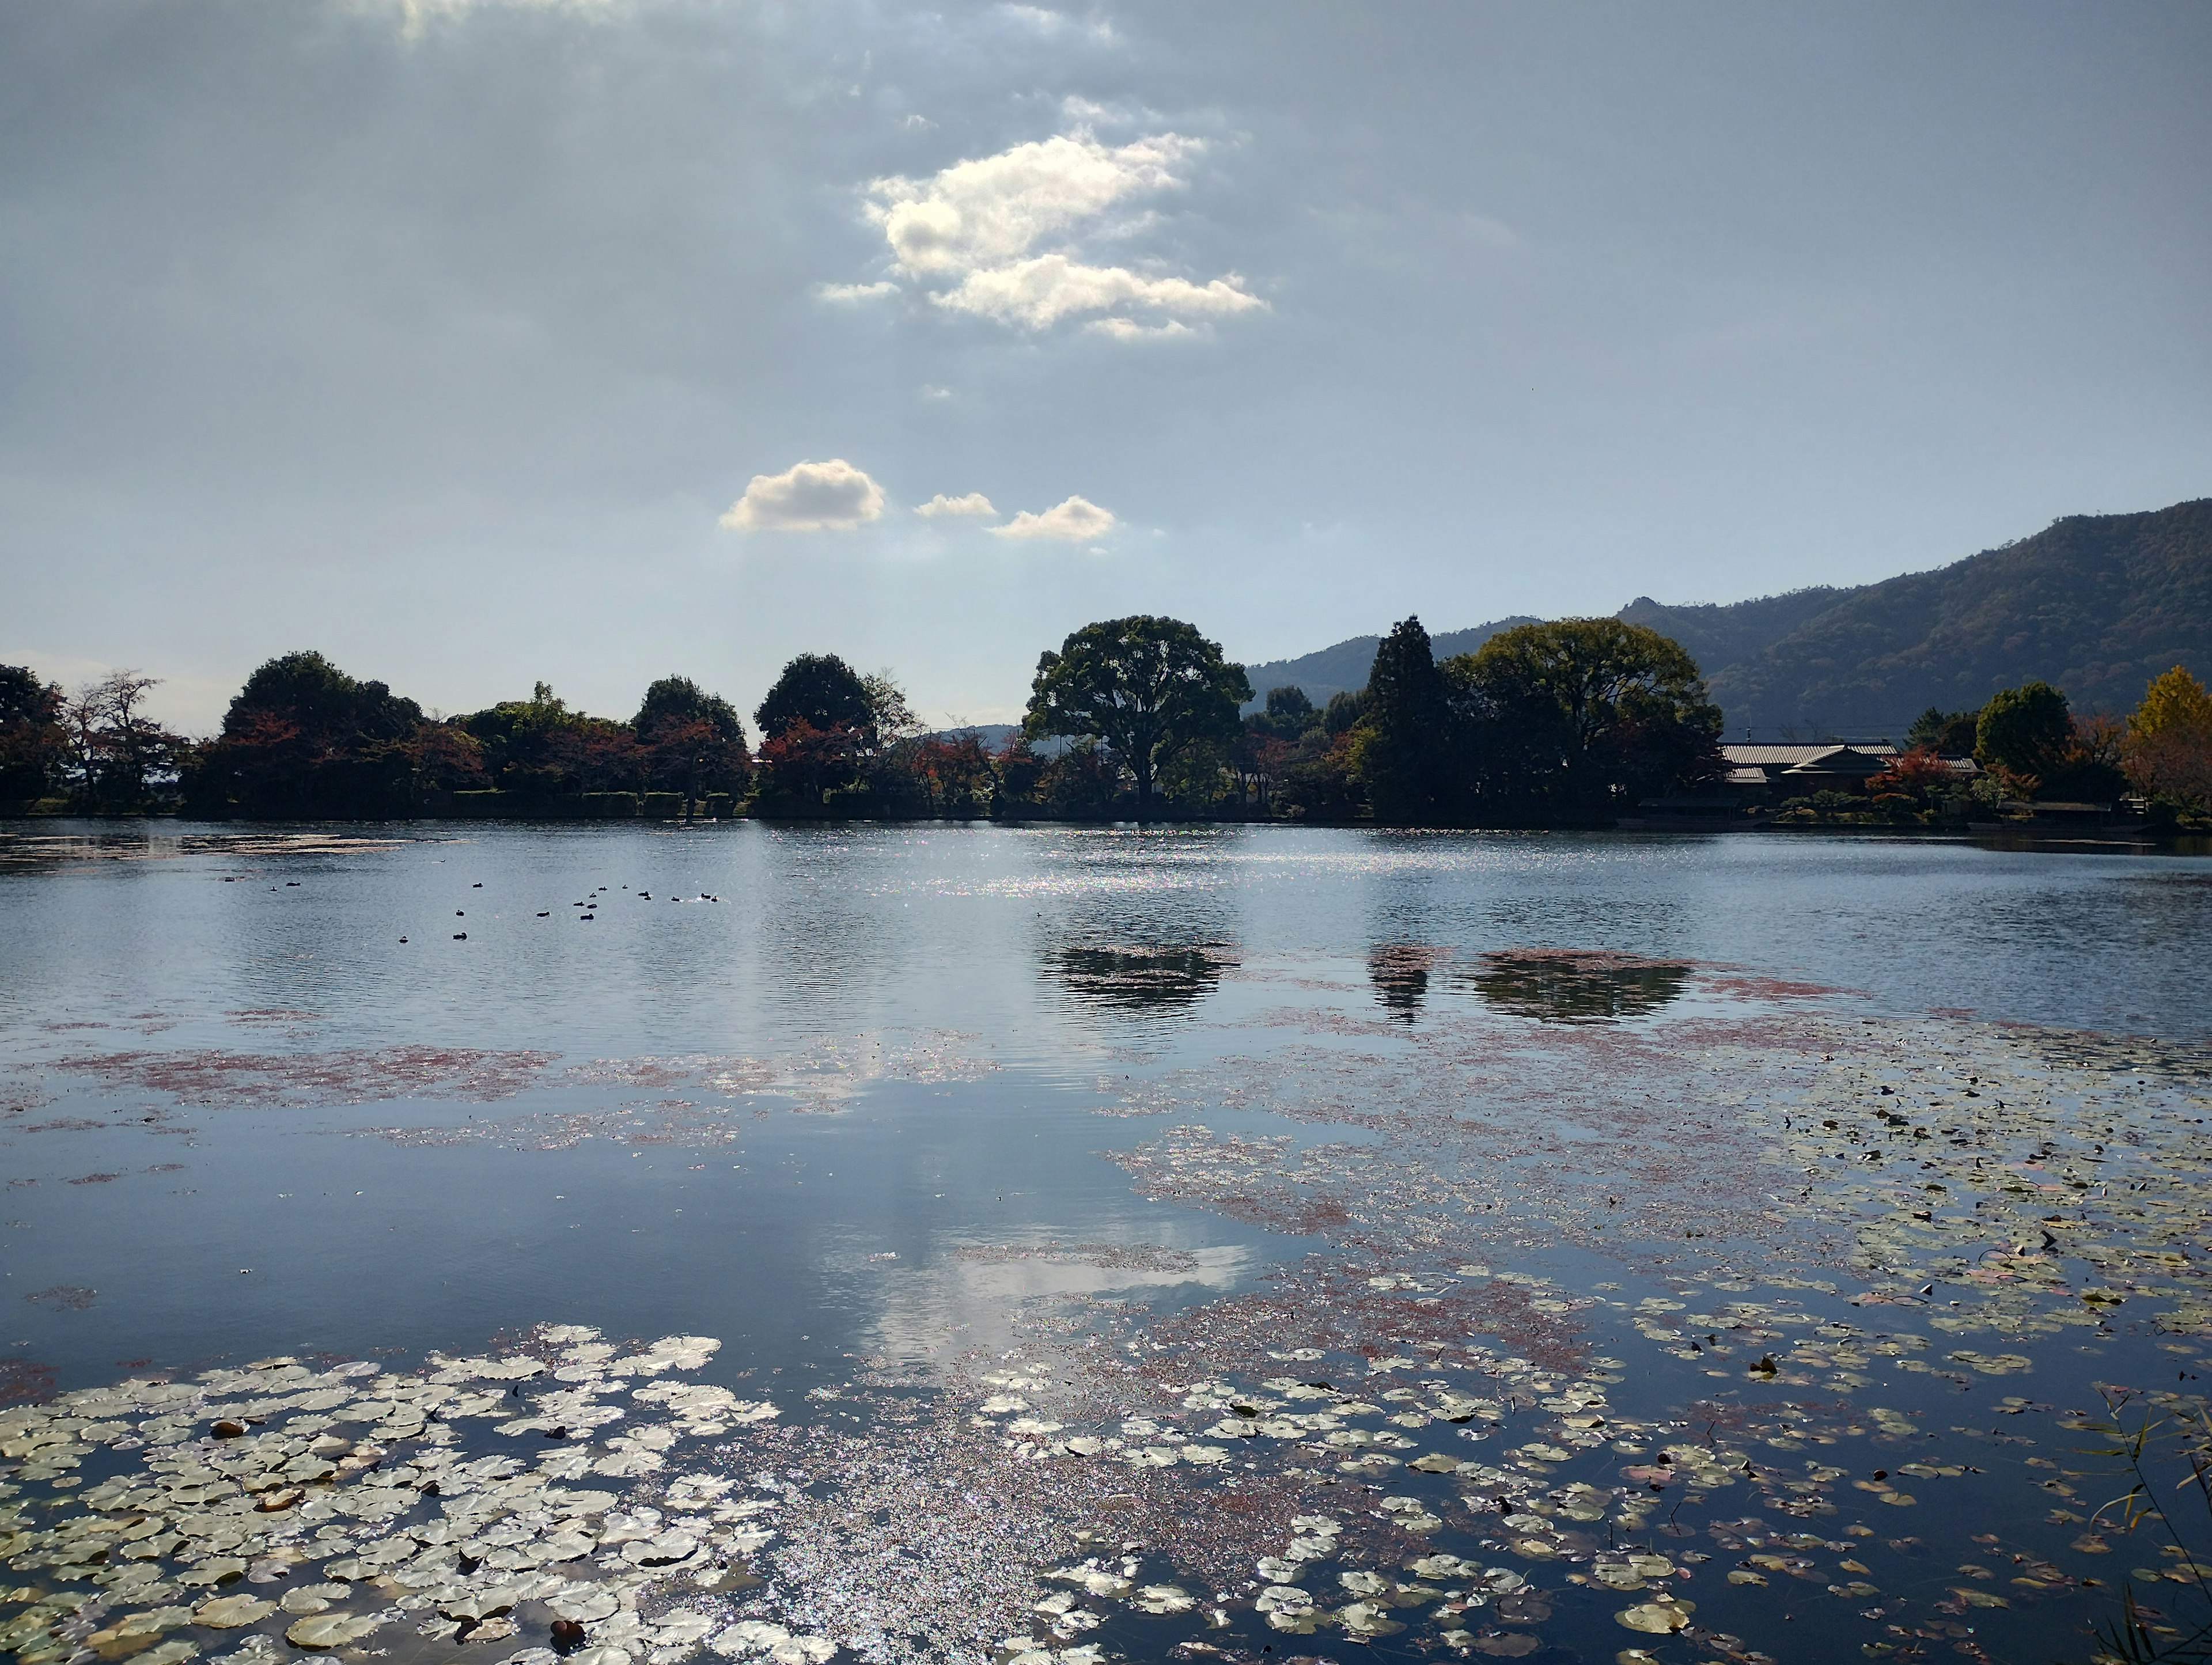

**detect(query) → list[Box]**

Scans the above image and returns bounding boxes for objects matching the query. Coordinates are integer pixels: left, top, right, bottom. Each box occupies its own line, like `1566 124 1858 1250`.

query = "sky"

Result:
3 0 2209 734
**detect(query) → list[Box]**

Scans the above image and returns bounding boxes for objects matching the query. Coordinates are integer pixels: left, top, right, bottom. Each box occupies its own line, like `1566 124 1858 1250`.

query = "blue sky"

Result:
3 0 2208 731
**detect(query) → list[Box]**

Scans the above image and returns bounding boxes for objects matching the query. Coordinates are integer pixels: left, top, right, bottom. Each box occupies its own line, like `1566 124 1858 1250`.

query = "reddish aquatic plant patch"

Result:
55 1044 558 1106
0 1358 56 1404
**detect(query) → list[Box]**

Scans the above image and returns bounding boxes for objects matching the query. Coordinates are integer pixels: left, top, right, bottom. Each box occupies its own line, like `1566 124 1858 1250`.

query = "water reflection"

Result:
1367 943 1438 1022
1465 947 1690 1024
1050 943 1237 1012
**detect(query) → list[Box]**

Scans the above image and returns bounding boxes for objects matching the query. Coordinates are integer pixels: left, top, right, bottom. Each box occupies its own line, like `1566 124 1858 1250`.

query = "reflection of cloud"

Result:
719 458 885 532
857 131 1263 336
863 1242 1251 1364
1463 949 1689 1025
988 495 1116 541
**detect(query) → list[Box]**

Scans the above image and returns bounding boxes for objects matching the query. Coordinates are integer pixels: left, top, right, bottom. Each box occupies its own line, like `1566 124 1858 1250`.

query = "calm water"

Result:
5 820 2212 1665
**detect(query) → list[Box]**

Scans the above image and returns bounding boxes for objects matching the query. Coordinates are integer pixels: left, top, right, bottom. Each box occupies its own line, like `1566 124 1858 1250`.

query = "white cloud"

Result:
995 5 1115 43
988 495 1117 541
853 130 1264 336
934 255 1261 330
719 459 885 532
816 280 898 304
868 132 1192 279
1086 316 1196 341
914 492 997 518
365 0 622 40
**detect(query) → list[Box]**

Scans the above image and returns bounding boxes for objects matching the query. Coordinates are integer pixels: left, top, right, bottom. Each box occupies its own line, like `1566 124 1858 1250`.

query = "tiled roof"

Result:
1721 743 1899 765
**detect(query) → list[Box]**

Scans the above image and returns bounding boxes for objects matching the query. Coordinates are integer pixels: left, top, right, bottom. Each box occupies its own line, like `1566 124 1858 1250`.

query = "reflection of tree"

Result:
1368 945 1437 1023
1052 944 1236 1013
1465 949 1688 1025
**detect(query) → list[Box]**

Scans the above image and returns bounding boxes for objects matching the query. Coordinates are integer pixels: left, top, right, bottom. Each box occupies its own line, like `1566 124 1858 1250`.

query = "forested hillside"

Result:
1705 499 2211 735
1244 499 2210 737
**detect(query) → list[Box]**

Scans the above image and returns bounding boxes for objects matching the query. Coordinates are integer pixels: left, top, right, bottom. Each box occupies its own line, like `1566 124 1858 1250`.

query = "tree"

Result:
1323 688 1369 736
1023 616 1252 816
190 650 487 815
635 676 747 747
1245 685 1321 743
2123 666 2212 811
1350 616 1450 822
908 733 995 817
1907 706 1981 755
755 717 864 805
0 665 67 800
754 654 876 742
1975 682 2074 795
1452 619 1722 822
861 672 922 746
57 672 190 809
633 676 751 797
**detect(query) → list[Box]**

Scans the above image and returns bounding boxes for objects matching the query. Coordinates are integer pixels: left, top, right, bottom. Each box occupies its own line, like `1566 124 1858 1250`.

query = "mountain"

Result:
1243 498 2211 738
1615 589 1863 687
1240 617 1540 711
1705 498 2212 736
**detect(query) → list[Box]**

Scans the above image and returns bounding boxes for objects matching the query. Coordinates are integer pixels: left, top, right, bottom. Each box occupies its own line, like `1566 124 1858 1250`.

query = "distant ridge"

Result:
1240 617 1541 711
1238 498 2212 738
1694 499 2212 735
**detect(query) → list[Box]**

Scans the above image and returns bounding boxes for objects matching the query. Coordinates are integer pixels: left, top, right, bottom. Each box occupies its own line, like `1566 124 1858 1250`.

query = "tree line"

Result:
3 619 2208 825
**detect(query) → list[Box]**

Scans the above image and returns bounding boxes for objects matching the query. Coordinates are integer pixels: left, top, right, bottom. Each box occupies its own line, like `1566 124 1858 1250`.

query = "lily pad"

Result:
192 1595 274 1628
1615 1600 1693 1634
286 1612 387 1649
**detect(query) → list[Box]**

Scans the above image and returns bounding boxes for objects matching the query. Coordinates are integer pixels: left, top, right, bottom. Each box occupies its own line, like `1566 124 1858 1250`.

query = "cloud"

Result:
914 492 997 518
1085 316 1196 341
816 280 898 304
868 132 1192 279
855 131 1264 336
995 5 1115 43
937 256 1260 331
365 0 623 39
988 495 1117 541
719 459 884 532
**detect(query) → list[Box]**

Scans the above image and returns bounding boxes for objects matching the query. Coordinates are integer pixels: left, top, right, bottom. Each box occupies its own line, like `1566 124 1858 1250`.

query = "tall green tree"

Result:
635 676 747 747
1907 706 1982 755
1974 681 2073 792
1023 616 1252 816
1450 619 1722 822
1350 616 1450 822
754 654 876 742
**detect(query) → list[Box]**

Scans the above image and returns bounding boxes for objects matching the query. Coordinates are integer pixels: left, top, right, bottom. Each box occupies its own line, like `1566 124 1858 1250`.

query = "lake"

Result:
5 820 2211 1665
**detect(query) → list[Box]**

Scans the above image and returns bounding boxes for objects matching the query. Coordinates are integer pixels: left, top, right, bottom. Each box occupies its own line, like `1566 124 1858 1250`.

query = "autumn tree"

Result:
190 650 480 814
2123 666 2212 811
632 676 751 797
1022 616 1252 817
59 672 191 809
